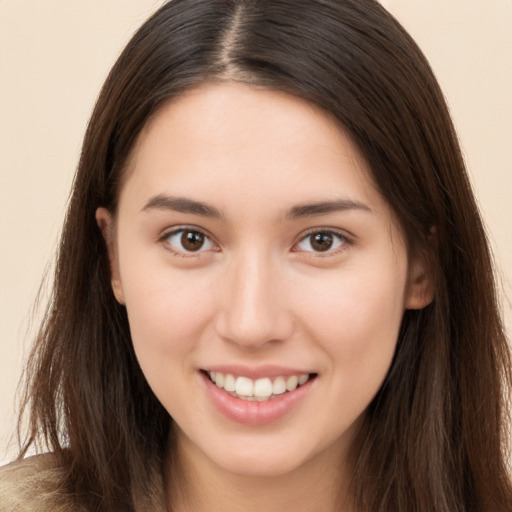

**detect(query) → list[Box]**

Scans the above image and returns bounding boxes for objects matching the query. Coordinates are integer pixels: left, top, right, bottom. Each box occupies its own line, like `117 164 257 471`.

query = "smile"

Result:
201 368 317 425
207 371 312 401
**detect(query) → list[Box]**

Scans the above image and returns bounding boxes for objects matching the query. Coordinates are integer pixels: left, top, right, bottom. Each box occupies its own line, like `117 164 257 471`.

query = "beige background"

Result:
1 0 511 465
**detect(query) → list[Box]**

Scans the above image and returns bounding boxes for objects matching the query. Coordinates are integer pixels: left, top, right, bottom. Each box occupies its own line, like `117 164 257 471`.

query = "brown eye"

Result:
181 231 205 251
295 230 347 253
165 229 215 254
310 232 334 252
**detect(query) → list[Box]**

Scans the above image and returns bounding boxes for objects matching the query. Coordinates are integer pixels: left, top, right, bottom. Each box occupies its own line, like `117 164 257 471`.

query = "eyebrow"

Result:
141 194 371 220
286 199 372 219
142 194 223 219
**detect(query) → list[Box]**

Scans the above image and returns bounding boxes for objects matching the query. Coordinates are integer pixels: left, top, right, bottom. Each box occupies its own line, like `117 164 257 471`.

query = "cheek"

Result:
119 253 217 359
121 268 218 413
297 262 407 383
310 278 405 432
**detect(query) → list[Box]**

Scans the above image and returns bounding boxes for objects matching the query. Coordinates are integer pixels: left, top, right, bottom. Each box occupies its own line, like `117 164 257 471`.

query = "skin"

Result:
97 82 432 512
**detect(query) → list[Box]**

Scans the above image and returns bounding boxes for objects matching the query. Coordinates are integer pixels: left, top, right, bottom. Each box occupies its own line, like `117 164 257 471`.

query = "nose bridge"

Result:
216 246 292 348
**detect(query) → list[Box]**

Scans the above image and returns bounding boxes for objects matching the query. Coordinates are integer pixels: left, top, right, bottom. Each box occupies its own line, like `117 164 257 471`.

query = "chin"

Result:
215 448 308 478
199 430 340 479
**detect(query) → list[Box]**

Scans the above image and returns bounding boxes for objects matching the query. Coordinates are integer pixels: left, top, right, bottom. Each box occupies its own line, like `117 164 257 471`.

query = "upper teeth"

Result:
209 372 310 400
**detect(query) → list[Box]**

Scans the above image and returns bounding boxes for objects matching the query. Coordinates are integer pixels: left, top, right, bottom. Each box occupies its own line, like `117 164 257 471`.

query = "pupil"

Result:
311 233 333 251
181 231 204 251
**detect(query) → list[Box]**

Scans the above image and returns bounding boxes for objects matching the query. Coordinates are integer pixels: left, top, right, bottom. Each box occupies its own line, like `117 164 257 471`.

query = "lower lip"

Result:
201 372 314 426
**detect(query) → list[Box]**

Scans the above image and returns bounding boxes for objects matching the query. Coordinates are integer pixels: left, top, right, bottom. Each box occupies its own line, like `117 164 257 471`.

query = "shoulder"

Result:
1 453 166 512
0 454 76 512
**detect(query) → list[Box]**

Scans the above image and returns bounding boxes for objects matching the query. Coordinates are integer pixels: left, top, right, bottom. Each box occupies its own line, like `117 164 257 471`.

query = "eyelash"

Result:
159 227 351 257
160 226 218 257
293 229 351 255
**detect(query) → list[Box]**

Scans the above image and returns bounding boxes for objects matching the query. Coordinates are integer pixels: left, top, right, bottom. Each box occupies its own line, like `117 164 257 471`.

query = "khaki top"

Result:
0 454 167 512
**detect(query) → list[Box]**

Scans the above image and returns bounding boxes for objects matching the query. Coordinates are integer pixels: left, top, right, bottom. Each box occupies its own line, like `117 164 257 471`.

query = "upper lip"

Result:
201 364 314 380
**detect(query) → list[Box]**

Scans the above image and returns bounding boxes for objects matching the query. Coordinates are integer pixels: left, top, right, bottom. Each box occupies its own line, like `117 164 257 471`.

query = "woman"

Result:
1 1 511 511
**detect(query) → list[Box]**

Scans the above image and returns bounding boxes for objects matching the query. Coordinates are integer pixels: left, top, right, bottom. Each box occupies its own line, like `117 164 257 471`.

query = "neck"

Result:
164 429 356 512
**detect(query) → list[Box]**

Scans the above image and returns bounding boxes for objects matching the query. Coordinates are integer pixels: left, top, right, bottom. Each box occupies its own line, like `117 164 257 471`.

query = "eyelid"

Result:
159 225 219 256
292 227 353 255
157 225 352 257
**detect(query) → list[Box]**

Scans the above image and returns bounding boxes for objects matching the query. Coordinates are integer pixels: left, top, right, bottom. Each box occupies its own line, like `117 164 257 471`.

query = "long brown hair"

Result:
18 1 512 510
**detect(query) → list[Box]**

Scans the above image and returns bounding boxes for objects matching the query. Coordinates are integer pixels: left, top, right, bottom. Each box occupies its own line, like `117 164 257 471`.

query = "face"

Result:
97 83 431 480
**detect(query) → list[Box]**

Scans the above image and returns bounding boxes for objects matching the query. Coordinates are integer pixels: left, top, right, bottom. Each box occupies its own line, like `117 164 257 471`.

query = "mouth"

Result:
200 368 317 425
201 370 317 402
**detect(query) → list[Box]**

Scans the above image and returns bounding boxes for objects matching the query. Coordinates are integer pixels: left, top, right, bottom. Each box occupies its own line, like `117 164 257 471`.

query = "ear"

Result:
95 207 125 305
405 250 435 310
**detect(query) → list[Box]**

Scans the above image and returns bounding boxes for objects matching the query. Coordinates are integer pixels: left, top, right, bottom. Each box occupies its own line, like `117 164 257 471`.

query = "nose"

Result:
214 250 294 350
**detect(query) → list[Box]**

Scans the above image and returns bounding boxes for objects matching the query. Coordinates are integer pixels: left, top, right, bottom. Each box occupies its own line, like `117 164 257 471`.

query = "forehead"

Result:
118 82 388 220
